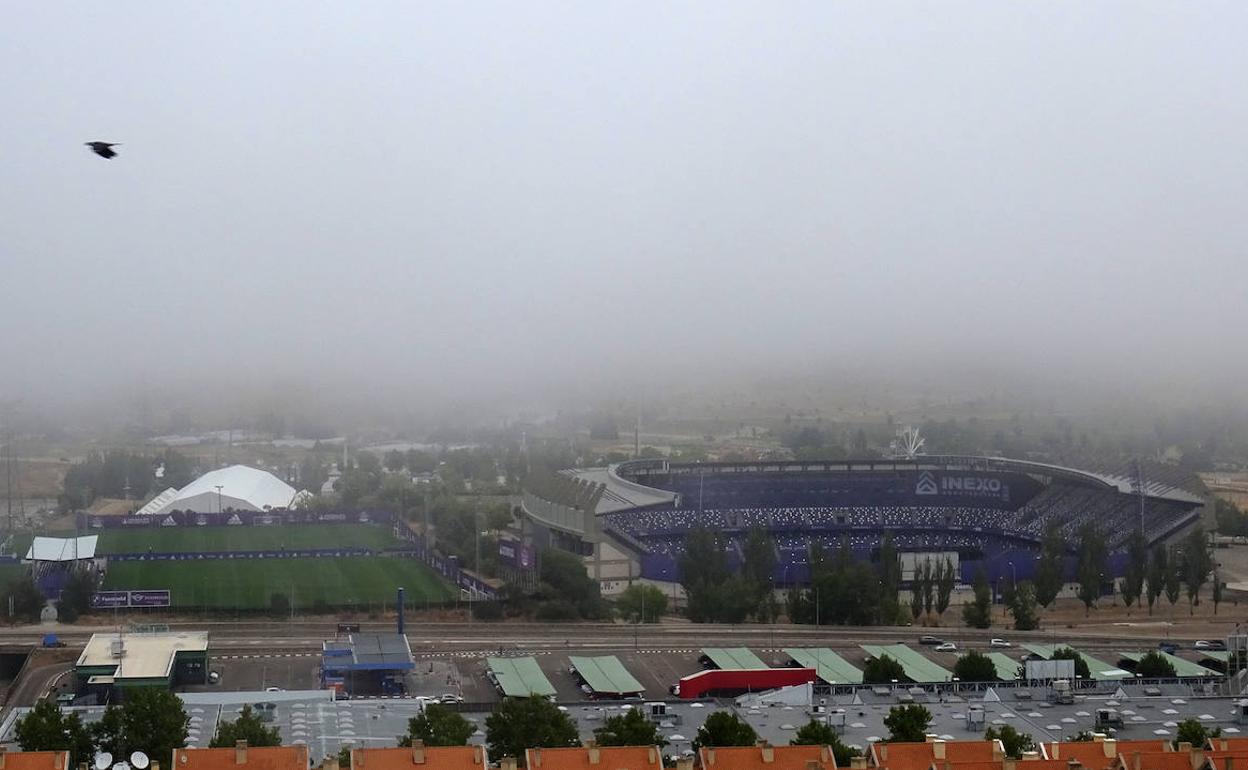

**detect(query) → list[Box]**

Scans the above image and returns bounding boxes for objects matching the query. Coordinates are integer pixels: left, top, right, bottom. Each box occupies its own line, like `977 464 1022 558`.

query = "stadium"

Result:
520 455 1207 595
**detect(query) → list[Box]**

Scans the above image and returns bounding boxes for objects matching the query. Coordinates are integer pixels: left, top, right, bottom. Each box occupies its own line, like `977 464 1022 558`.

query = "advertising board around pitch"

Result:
91 589 171 609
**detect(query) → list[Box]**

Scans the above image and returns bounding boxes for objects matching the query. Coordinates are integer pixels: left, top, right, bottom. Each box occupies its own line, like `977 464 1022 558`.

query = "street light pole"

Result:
214 485 223 514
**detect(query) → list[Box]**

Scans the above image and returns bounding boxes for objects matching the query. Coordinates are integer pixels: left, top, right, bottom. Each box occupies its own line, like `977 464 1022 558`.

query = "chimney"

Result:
1021 752 1040 761
152 763 160 770
806 762 821 770
647 748 657 766
932 741 946 761
1093 735 1106 744
1178 744 1192 754
500 759 518 770
473 747 484 767
851 758 868 770
533 749 542 768
54 755 63 770
0 748 6 770
676 760 694 770
586 741 600 766
1103 740 1118 759
879 746 888 762
993 743 1005 761
762 743 775 763
1004 759 1017 770
707 749 716 767
320 759 338 770
926 736 938 744
412 740 427 766
1133 752 1141 770
235 741 248 765
1226 758 1235 770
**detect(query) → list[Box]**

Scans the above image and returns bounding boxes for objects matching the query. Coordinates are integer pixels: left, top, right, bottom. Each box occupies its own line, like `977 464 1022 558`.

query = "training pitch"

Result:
101 556 455 609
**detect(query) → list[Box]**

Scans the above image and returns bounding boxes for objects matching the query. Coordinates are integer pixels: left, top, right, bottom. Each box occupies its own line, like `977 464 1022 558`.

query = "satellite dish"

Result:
95 753 113 770
113 761 130 770
131 752 150 770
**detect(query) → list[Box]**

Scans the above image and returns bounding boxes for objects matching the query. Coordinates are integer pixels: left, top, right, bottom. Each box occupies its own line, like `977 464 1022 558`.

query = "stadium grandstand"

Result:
519 456 1206 595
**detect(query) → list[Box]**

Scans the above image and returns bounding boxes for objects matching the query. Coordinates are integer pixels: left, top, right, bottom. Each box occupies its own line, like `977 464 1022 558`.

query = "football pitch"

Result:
101 556 455 609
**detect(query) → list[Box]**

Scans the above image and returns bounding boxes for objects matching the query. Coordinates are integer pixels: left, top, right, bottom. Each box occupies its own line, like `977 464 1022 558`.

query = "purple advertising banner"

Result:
91 591 131 609
77 510 397 529
129 590 171 607
90 589 171 608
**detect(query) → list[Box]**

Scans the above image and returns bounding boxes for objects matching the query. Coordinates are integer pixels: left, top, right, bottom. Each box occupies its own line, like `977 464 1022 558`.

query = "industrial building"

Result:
74 631 210 700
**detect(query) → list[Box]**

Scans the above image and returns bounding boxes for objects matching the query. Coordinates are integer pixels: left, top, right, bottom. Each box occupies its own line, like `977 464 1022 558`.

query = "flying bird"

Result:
85 141 121 159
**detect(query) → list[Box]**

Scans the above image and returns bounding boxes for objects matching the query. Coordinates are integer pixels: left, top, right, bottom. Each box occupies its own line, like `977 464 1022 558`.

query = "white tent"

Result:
144 465 297 514
25 535 98 562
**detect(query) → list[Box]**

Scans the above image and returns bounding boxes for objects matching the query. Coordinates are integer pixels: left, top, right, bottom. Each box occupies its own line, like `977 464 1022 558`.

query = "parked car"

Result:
1158 642 1179 654
919 635 943 646
934 642 957 652
990 639 1011 648
208 671 221 684
439 693 462 703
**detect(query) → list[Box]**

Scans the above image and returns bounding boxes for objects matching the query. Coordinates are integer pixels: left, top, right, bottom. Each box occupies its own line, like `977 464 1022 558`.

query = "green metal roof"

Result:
1117 651 1222 678
860 644 953 683
987 652 1021 681
1020 644 1132 681
784 648 863 684
569 655 645 695
1201 650 1230 662
487 656 557 698
701 647 767 669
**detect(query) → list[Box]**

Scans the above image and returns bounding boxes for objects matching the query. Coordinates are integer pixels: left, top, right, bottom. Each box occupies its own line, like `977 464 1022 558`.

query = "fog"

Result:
2 3 1246 422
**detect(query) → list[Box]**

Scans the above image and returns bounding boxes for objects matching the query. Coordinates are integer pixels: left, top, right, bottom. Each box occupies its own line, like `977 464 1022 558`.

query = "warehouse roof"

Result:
784 648 863 684
76 632 209 681
487 656 557 698
568 656 644 695
861 644 953 683
701 647 767 670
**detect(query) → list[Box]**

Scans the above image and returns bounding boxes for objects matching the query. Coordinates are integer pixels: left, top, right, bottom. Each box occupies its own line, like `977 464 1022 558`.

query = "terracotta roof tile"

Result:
525 746 662 770
699 744 838 770
0 751 70 770
871 741 1002 770
352 746 488 770
173 745 308 770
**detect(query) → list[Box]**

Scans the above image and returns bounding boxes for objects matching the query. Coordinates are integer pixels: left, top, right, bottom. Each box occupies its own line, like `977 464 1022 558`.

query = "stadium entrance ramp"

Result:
569 655 644 697
487 656 557 698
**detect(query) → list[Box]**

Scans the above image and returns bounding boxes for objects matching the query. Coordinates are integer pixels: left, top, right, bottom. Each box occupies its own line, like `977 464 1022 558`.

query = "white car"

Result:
990 639 1012 648
1195 640 1226 651
265 686 282 692
934 642 957 652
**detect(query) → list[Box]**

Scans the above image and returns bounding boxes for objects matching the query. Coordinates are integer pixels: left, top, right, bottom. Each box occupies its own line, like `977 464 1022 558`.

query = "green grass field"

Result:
101 556 455 609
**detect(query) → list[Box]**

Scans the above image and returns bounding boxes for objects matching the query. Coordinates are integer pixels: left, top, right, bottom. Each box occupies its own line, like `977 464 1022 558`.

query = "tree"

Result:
962 568 992 629
953 648 993 678
593 708 666 748
1213 572 1224 615
57 570 98 624
1006 581 1041 631
1075 523 1107 616
679 529 732 623
540 548 607 619
1135 650 1177 678
883 704 932 743
1173 718 1220 750
210 705 281 748
1121 529 1148 611
1051 647 1091 679
863 654 906 684
909 566 925 621
935 559 956 618
693 711 757 751
877 533 902 626
1164 545 1183 609
14 701 95 768
984 725 1036 759
95 689 188 765
921 561 935 617
792 719 860 766
1146 545 1166 615
4 576 46 622
953 651 997 682
485 698 579 766
1034 526 1065 608
1183 527 1213 613
741 527 777 621
616 583 667 623
399 704 475 747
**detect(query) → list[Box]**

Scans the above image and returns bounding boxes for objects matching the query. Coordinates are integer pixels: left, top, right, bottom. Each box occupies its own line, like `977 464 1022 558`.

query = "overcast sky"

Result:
2 2 1246 415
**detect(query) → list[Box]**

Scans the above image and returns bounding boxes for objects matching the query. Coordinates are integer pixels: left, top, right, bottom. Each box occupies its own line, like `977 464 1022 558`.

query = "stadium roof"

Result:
861 644 953 683
987 652 1021 680
702 647 767 669
147 464 297 515
568 467 677 514
25 535 97 562
1021 644 1133 681
487 656 557 697
784 648 863 684
1118 650 1221 677
568 655 644 695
